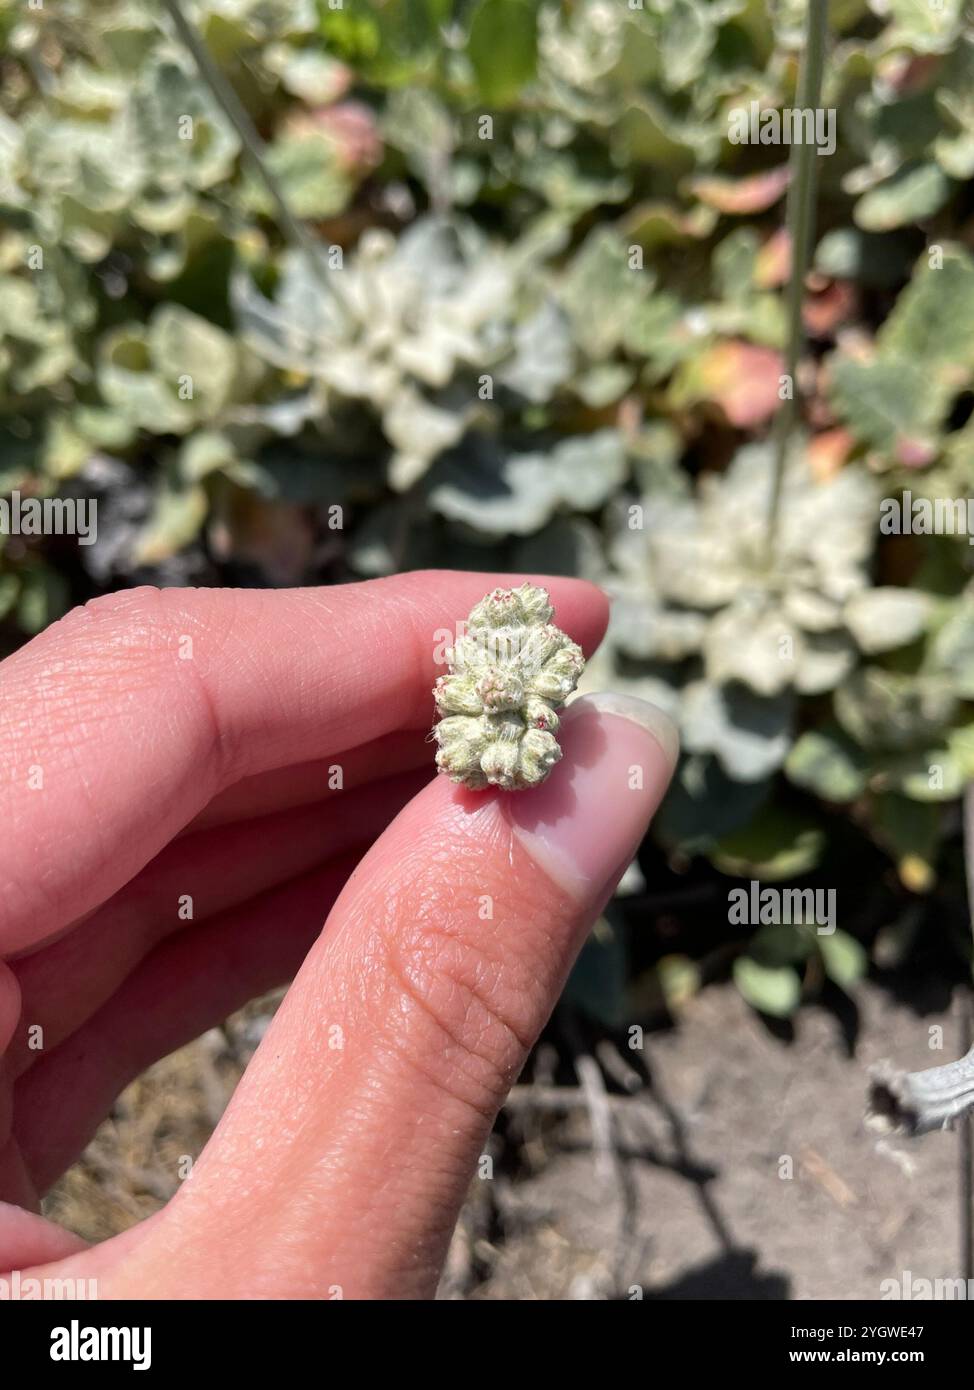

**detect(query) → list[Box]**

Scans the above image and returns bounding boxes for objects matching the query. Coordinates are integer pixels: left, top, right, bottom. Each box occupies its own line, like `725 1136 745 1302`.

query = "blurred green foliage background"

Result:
2 0 974 1020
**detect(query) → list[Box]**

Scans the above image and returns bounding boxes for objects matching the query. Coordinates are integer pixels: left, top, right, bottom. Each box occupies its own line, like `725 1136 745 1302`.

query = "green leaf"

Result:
817 929 867 991
497 300 575 404
512 517 605 580
549 430 627 510
881 0 964 53
843 587 931 654
323 0 446 83
659 0 716 91
263 46 350 103
749 923 816 968
148 306 237 418
872 792 941 893
621 293 685 372
231 255 337 377
612 98 711 174
829 355 947 457
16 568 70 635
879 248 974 372
655 755 772 850
948 723 974 776
835 668 958 752
680 680 794 783
467 0 538 106
704 598 794 696
133 478 208 565
0 573 20 621
733 957 801 1018
384 387 471 491
653 954 702 1012
346 501 439 577
854 163 952 233
572 363 635 408
873 747 966 801
713 228 760 301
428 442 558 537
814 228 914 287
427 429 625 538
179 430 238 482
713 805 826 881
99 305 238 435
249 131 351 220
131 59 240 193
934 36 974 177
931 599 974 696
97 326 193 434
786 727 870 802
794 630 858 696
559 228 648 358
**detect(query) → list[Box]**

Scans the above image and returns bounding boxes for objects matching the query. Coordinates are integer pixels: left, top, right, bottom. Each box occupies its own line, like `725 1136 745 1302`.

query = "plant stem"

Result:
964 782 974 956
963 785 974 1276
868 1043 974 1137
867 788 974 1140
960 993 972 1281
764 0 829 558
158 0 351 314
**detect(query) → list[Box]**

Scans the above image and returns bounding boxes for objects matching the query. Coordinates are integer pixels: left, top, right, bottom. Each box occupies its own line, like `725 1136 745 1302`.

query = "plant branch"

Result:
765 0 829 556
965 782 974 940
960 993 973 1280
158 0 350 312
867 788 974 1138
867 1044 974 1138
962 785 974 1276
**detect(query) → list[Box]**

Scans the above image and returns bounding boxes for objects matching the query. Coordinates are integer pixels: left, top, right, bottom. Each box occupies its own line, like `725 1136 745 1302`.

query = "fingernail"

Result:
505 692 679 902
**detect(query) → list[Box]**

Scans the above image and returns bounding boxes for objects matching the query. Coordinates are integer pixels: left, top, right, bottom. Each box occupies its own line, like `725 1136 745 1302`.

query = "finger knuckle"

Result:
371 905 534 1118
44 586 168 654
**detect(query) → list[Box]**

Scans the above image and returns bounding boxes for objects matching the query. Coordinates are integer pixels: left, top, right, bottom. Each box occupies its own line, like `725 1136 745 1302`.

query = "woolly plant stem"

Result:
764 0 829 558
868 1043 974 1138
867 788 974 1137
963 787 974 1279
158 0 350 312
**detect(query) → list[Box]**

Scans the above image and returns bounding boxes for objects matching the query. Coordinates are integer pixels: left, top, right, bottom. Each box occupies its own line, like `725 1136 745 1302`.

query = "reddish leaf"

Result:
690 165 791 215
803 279 858 338
755 228 791 289
677 340 785 428
808 428 854 481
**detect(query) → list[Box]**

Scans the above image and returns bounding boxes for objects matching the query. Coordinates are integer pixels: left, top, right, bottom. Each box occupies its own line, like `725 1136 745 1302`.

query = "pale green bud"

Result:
432 583 586 791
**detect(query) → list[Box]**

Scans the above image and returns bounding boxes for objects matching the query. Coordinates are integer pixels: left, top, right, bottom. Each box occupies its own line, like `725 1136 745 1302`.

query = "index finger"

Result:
0 572 608 954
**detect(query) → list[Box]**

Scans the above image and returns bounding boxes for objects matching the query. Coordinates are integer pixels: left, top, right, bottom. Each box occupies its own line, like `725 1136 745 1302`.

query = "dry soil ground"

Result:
44 977 968 1300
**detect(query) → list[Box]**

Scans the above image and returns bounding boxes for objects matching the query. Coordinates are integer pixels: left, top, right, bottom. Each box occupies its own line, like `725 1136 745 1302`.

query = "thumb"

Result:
84 692 678 1299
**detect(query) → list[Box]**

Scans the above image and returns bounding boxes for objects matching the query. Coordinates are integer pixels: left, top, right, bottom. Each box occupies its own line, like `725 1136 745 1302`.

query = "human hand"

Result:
0 571 677 1298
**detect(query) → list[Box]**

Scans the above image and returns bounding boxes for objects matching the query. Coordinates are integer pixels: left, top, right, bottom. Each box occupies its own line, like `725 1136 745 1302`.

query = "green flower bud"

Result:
432 583 585 791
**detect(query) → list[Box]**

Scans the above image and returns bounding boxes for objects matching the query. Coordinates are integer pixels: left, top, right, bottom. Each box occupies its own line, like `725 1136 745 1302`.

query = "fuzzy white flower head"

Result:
432 583 586 791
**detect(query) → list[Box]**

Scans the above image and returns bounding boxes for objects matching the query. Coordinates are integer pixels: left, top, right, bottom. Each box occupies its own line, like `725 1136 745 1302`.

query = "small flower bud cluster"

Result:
432 583 586 791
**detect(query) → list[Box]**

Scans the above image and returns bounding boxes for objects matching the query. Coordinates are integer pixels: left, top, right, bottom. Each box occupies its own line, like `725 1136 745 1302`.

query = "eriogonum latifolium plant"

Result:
602 444 932 784
432 583 585 791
